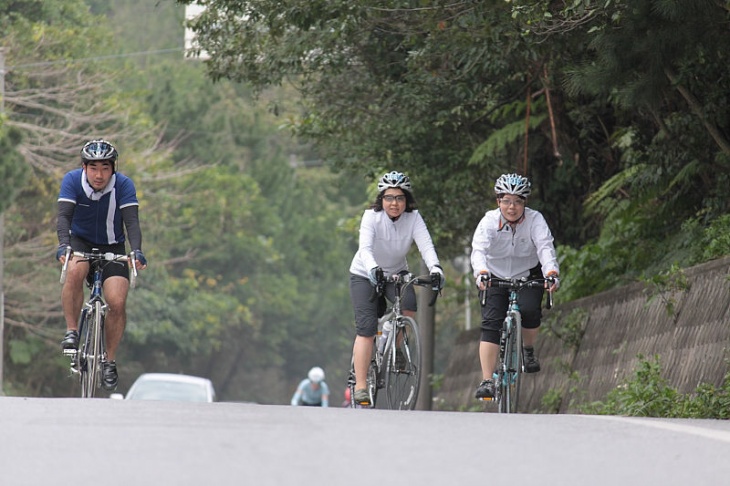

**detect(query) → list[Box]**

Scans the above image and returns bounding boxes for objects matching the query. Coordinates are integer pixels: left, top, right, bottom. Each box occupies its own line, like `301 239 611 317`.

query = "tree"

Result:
0 125 25 213
179 0 583 255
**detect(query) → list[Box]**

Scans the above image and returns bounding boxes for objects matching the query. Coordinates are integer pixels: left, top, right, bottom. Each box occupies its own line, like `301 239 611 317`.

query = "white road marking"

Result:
589 415 730 444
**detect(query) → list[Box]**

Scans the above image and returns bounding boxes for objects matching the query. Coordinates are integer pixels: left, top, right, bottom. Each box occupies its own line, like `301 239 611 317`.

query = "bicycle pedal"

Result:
62 349 78 357
478 397 495 402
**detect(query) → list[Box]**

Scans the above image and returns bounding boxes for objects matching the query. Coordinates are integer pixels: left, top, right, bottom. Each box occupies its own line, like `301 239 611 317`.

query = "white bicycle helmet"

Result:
377 171 412 193
494 173 531 197
308 366 325 383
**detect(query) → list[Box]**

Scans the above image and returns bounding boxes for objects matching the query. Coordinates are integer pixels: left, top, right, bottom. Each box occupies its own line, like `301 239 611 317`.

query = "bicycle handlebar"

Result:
369 272 441 307
478 276 556 309
60 249 138 289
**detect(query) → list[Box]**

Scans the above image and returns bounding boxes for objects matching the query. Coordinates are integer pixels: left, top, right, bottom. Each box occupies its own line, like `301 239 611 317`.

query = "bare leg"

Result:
353 334 374 390
479 341 499 380
61 260 89 332
102 276 129 361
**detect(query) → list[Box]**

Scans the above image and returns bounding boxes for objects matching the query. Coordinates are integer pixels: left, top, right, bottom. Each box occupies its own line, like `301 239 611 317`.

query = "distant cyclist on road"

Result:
56 139 148 391
471 173 560 400
291 367 330 407
348 170 445 406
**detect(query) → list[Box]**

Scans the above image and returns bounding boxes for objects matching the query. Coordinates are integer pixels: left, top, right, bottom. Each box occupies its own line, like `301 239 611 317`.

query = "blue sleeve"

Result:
58 170 79 203
291 379 306 406
117 174 139 208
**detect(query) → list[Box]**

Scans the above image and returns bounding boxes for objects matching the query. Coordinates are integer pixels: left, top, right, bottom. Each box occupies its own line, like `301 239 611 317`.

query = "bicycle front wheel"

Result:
383 317 421 410
81 301 103 398
498 317 522 413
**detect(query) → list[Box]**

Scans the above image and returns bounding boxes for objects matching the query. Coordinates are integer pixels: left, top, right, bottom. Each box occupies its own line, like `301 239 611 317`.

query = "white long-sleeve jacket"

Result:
470 207 559 280
349 209 441 278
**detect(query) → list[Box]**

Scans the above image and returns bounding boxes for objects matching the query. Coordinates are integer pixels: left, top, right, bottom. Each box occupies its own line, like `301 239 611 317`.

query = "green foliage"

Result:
582 355 679 416
640 263 689 318
542 308 588 351
8 337 39 365
540 388 562 414
469 112 547 167
582 355 730 418
687 214 730 264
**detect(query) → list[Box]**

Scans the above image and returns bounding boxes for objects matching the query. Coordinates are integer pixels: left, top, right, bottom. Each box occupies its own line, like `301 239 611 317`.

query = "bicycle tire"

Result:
81 301 103 398
77 308 91 395
498 315 522 413
383 316 421 410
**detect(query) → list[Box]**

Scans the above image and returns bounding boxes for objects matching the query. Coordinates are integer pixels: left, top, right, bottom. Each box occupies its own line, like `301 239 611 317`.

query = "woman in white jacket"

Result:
348 171 444 406
470 173 560 400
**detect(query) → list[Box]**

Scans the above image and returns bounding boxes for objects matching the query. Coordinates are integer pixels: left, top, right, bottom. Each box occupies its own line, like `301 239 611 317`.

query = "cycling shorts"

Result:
70 235 130 284
349 273 417 337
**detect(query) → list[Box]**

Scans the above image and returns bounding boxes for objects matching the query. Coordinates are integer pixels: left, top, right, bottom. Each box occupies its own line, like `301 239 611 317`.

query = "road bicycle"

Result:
478 276 554 413
60 248 137 398
347 271 439 410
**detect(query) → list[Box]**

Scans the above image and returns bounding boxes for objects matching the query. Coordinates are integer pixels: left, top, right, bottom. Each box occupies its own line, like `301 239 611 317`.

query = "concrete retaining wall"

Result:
436 257 730 413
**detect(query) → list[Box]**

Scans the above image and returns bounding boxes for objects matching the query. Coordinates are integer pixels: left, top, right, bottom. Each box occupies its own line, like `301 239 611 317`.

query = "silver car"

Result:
111 373 216 402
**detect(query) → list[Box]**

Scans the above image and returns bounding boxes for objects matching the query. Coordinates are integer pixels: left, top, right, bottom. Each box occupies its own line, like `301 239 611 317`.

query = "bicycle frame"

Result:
494 287 523 413
348 272 437 409
479 276 554 413
60 249 136 397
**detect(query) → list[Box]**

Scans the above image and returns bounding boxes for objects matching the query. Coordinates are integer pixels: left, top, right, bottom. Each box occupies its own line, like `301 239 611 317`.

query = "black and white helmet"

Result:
81 139 118 169
377 171 412 193
494 173 531 197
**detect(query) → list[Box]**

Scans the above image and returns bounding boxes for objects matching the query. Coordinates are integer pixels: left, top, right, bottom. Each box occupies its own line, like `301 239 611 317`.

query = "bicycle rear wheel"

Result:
498 317 522 413
80 301 103 398
383 317 421 410
366 336 381 407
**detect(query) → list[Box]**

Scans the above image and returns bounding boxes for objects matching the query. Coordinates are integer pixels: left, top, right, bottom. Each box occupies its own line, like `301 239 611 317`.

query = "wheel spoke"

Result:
81 301 103 398
384 317 421 410
498 321 522 413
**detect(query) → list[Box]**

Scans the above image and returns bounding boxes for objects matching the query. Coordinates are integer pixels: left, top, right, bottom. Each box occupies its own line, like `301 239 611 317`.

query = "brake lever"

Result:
479 275 489 307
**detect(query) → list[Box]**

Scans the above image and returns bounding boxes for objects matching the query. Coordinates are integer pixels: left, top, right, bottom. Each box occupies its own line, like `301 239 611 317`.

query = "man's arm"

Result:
57 201 75 247
121 205 142 251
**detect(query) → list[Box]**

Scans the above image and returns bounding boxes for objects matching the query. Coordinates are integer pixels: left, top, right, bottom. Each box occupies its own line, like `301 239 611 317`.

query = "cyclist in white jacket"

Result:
471 173 560 400
348 171 445 406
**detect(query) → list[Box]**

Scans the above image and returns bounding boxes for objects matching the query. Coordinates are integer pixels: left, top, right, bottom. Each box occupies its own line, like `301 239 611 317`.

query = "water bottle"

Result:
378 320 393 354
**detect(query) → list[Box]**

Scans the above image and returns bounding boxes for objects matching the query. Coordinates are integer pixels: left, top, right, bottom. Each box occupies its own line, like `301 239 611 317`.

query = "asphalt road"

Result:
2 397 729 485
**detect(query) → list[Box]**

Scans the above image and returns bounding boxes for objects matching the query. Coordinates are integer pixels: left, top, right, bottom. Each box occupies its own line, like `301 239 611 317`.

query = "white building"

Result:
184 3 209 60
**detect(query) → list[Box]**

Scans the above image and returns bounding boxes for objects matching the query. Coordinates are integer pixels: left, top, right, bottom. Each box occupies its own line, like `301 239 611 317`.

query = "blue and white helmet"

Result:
377 171 412 193
494 173 531 197
81 139 118 170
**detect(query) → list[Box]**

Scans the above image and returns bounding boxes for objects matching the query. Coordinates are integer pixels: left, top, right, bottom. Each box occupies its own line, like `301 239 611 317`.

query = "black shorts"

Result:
479 265 545 344
70 235 130 284
349 273 417 337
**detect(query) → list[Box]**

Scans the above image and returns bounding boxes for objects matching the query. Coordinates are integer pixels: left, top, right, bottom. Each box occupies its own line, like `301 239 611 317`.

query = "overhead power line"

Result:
7 47 186 71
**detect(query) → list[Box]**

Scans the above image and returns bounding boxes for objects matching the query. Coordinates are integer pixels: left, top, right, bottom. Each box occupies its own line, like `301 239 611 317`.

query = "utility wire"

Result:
7 47 186 71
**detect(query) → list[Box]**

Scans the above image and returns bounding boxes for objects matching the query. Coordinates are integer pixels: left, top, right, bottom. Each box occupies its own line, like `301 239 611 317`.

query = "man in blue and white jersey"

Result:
55 139 147 391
